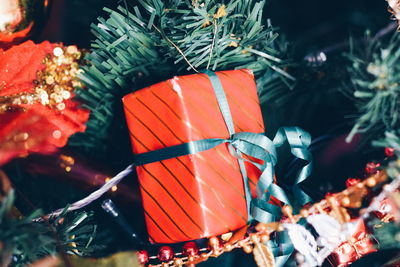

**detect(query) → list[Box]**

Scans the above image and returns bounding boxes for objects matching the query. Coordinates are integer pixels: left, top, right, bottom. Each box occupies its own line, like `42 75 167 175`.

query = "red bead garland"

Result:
182 241 199 256
346 178 361 188
158 246 174 262
364 162 380 175
385 147 395 157
137 250 149 265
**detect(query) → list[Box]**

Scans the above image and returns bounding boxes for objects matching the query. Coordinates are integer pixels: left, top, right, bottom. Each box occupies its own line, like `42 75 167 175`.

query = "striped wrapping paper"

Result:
123 69 265 244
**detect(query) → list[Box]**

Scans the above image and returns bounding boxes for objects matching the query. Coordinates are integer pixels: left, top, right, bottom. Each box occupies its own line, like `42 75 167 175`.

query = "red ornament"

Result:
182 241 199 256
373 198 395 221
0 0 53 49
346 178 361 188
364 162 380 175
385 147 395 157
331 220 376 266
158 246 174 262
137 250 149 265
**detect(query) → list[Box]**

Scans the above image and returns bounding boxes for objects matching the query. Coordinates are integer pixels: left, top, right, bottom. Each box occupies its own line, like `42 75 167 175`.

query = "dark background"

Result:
40 0 390 53
21 0 394 266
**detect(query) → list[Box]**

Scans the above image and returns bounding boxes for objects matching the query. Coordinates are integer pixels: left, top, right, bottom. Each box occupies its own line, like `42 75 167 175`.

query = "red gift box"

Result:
123 69 265 244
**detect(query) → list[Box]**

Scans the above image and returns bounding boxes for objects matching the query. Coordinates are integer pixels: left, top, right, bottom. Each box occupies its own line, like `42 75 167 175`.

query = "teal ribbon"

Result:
133 70 313 266
251 127 313 223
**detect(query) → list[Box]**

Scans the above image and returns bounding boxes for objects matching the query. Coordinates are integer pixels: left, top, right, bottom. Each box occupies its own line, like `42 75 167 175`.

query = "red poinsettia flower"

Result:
0 40 89 165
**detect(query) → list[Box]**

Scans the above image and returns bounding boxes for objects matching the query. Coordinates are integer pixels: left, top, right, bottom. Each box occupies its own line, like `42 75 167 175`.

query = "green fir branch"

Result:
344 32 400 143
373 131 400 155
0 192 101 267
70 0 292 156
371 218 400 251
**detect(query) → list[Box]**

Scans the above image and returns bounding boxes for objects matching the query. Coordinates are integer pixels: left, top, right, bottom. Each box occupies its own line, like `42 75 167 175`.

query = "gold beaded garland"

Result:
223 243 233 252
242 245 253 254
208 237 219 247
260 234 269 243
366 177 377 187
220 232 232 241
144 171 390 267
341 196 351 206
173 258 183 266
200 253 209 260
249 233 260 243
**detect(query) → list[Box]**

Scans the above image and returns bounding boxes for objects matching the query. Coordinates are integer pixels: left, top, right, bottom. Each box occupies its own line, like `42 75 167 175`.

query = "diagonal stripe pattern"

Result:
123 69 265 243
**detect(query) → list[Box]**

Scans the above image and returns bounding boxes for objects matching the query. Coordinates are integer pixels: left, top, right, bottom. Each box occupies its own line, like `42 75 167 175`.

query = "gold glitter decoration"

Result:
56 103 66 110
52 130 62 139
0 45 83 113
53 47 64 57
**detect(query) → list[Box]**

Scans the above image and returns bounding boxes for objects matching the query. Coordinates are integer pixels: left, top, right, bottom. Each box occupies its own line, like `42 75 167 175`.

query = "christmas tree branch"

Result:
343 31 400 143
0 189 101 267
70 0 293 156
